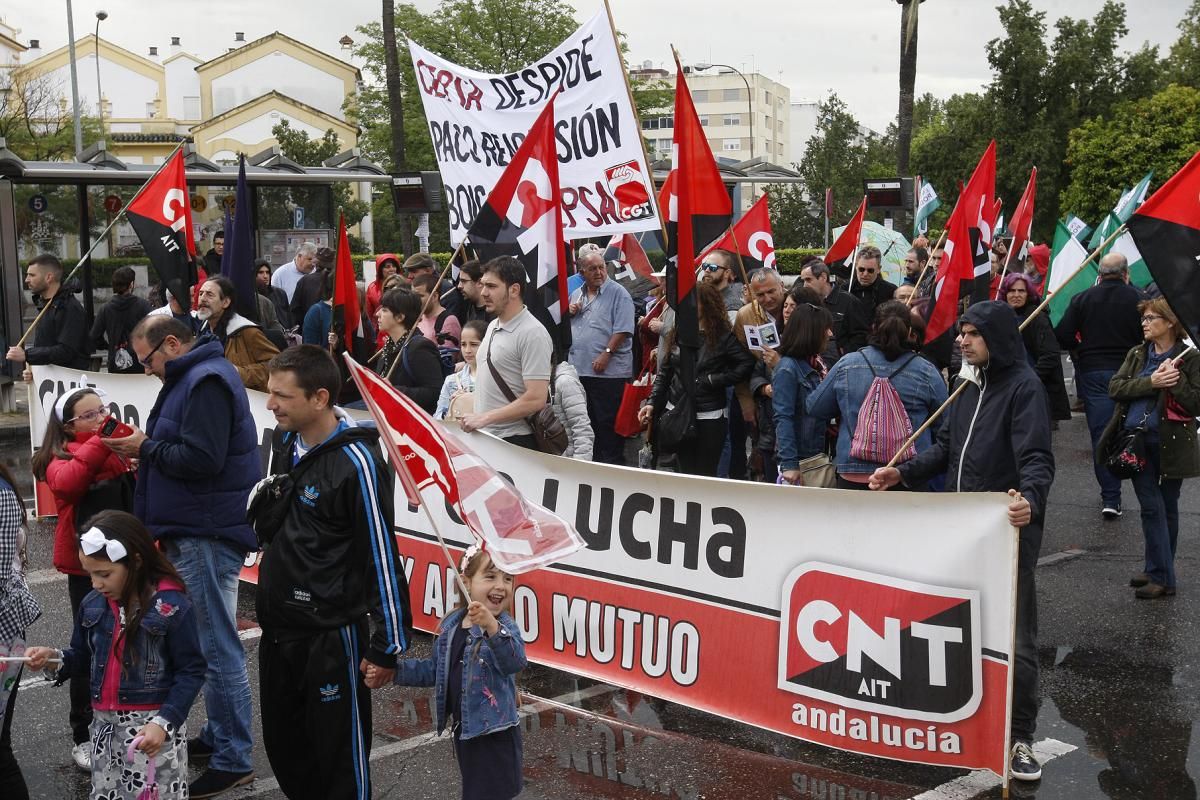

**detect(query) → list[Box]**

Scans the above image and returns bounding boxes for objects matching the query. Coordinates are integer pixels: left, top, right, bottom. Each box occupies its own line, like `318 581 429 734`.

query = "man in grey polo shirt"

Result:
459 256 553 449
568 250 634 464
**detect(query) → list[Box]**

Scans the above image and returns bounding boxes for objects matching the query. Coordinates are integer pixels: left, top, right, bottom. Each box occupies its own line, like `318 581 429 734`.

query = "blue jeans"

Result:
162 537 254 773
1129 439 1182 588
1077 369 1123 508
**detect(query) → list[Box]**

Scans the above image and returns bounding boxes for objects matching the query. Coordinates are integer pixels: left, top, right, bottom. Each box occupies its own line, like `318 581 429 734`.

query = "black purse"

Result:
75 472 135 533
1104 413 1150 479
655 393 696 454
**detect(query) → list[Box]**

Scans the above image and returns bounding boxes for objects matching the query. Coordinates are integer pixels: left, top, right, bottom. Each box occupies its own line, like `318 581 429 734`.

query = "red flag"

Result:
332 213 360 352
961 141 997 282
925 203 975 343
466 93 571 353
663 55 732 346
344 355 587 574
604 233 657 287
126 150 197 309
824 196 867 266
1007 167 1037 262
697 193 777 272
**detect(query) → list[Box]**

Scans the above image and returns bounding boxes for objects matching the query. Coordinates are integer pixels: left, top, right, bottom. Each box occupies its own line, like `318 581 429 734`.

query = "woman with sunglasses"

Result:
1099 299 1200 599
30 387 135 773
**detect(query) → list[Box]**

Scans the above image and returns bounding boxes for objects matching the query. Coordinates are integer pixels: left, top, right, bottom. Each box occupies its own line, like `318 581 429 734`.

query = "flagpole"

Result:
905 230 946 308
415 485 472 601
883 224 1128 469
385 240 467 381
846 195 867 291
605 0 670 249
15 138 190 348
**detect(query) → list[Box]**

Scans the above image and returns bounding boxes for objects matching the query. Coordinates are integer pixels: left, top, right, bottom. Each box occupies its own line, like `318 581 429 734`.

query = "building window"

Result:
698 114 709 126
765 90 773 104
692 89 708 102
723 87 742 102
641 115 673 130
657 138 672 153
722 138 741 151
723 114 740 126
765 115 772 129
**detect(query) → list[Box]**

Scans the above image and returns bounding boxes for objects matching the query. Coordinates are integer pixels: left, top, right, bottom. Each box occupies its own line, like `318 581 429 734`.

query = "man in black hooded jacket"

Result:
870 301 1055 783
91 265 152 373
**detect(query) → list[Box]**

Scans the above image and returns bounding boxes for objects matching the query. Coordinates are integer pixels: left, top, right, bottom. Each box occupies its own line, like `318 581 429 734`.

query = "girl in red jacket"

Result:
30 387 133 773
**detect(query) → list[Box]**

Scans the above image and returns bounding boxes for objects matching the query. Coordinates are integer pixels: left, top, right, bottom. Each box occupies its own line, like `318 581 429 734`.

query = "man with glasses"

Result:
454 259 493 326
1054 253 1144 519
848 245 897 319
699 249 745 313
104 314 260 798
799 258 868 367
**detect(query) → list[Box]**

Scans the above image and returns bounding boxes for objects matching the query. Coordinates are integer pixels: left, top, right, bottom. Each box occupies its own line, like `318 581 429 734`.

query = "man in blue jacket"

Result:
870 301 1055 783
105 314 260 798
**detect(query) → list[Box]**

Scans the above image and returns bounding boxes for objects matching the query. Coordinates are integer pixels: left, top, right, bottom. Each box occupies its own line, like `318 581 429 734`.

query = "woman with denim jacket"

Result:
773 291 834 485
388 547 527 800
807 301 948 489
26 511 205 800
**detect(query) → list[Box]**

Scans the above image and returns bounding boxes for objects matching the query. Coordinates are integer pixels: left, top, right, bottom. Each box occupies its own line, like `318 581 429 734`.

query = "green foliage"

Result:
1061 84 1200 223
264 120 369 232
1165 1 1200 87
0 70 103 162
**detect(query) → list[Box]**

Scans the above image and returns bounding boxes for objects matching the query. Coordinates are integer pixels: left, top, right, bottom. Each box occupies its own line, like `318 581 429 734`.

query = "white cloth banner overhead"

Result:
28 365 1017 777
408 10 660 244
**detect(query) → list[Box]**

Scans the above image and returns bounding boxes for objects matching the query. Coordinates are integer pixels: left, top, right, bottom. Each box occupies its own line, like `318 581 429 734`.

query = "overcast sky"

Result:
8 1 1190 130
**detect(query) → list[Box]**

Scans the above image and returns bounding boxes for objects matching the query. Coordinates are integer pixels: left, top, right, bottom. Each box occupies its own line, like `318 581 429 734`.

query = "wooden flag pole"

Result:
882 224 1128 469
991 239 1019 301
846 195 868 292
385 240 466 381
605 0 670 249
15 138 190 349
904 229 946 308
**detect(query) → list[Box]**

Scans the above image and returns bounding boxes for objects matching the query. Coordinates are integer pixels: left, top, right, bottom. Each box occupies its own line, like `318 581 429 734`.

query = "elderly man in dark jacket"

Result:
104 314 260 797
870 301 1055 783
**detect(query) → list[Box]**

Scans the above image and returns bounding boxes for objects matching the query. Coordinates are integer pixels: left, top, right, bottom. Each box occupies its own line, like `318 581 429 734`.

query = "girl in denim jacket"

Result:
27 510 205 800
380 544 527 800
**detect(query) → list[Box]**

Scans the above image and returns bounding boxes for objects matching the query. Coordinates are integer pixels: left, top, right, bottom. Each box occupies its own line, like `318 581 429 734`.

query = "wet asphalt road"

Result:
4 405 1199 800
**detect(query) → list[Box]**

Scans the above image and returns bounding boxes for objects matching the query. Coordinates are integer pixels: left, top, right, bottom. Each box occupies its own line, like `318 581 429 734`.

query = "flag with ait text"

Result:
345 355 586 574
126 150 197 311
1127 151 1200 341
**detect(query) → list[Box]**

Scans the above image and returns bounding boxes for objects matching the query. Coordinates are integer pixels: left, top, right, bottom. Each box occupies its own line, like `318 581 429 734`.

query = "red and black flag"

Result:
698 192 777 273
466 93 571 354
925 194 975 344
126 150 197 310
662 54 733 348
1127 150 1200 340
823 195 866 277
961 141 997 304
332 213 361 353
603 233 658 300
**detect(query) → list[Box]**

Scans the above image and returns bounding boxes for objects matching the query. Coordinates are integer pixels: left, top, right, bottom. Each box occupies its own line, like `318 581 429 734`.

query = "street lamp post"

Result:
693 62 755 160
95 10 107 129
65 0 83 155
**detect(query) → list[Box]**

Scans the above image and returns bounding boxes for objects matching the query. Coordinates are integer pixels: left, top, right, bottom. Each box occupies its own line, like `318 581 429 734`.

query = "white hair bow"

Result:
459 541 482 572
80 527 128 562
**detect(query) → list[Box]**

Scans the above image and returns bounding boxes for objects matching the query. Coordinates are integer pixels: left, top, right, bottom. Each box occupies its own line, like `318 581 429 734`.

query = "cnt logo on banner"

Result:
408 10 660 244
28 366 1017 778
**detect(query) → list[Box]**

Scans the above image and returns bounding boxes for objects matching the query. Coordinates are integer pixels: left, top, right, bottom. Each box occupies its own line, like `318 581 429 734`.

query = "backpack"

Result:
848 352 919 464
433 308 459 377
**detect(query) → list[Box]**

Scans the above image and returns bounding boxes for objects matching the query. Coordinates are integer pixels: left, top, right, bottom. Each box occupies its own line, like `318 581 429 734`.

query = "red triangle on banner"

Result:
1134 149 1200 230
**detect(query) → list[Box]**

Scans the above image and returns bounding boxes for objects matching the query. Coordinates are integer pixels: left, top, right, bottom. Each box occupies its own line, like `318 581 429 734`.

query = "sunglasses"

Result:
700 263 726 273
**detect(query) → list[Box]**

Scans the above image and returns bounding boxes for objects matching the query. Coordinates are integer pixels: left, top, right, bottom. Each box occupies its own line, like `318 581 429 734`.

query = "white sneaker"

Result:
71 743 92 772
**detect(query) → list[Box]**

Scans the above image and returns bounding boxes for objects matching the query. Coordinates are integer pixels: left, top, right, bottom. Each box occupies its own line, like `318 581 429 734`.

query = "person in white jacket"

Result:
551 362 594 461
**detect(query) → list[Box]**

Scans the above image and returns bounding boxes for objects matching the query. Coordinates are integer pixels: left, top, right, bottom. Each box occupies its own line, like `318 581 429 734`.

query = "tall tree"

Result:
896 0 922 175
1165 0 1200 87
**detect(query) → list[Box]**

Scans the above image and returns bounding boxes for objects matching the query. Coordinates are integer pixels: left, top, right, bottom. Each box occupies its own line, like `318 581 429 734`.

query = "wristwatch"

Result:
150 716 174 736
604 347 613 354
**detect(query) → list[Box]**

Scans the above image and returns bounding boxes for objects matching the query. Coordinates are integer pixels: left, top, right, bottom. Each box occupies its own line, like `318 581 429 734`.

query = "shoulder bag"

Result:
485 353 569 455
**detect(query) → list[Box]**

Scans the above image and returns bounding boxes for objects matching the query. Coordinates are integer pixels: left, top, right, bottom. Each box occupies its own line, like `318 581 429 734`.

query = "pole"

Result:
94 14 104 131
384 240 466 381
824 188 831 250
905 229 946 307
882 224 1128 468
992 242 1017 301
846 195 867 291
15 139 189 348
604 0 670 248
65 0 82 155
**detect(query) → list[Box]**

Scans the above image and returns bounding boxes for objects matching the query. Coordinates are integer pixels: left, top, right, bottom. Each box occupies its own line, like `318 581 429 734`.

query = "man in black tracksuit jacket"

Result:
871 301 1055 782
253 345 412 800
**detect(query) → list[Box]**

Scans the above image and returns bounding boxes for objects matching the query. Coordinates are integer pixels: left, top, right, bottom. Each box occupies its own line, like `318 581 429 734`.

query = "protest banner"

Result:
29 365 1017 777
407 10 660 244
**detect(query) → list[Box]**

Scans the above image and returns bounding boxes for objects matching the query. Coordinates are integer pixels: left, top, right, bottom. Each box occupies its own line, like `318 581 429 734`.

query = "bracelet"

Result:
149 715 174 736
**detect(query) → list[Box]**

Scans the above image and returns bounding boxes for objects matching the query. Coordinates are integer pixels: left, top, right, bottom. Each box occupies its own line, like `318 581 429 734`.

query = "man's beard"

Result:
196 307 213 321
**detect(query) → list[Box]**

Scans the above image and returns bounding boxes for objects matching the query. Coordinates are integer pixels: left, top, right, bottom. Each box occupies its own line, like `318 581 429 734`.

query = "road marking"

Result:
233 682 617 797
910 738 1077 799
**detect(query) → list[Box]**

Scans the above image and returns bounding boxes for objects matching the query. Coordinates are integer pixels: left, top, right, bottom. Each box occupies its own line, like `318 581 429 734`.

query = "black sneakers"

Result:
1010 741 1042 781
189 768 255 799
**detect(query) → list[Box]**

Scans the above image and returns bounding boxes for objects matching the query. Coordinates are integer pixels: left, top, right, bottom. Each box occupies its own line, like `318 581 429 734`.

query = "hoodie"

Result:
898 301 1055 521
91 292 153 373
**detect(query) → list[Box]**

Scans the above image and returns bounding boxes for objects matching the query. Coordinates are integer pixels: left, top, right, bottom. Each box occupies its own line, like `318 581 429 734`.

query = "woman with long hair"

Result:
807 300 948 489
772 288 834 485
1099 299 1200 599
0 460 38 798
375 287 445 413
1001 272 1072 423
638 282 754 476
30 387 133 772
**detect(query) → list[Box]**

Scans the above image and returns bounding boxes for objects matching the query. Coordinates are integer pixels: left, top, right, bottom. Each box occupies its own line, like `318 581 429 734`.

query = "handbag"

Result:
75 471 135 533
1104 417 1149 479
795 453 838 488
614 372 653 438
654 394 696 454
485 353 568 455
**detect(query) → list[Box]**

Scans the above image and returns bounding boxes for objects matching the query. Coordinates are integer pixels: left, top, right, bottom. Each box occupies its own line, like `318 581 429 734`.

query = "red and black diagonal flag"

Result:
603 233 658 300
960 140 996 304
467 93 571 355
663 53 733 348
332 213 360 353
698 192 777 273
1127 150 1200 341
126 150 197 310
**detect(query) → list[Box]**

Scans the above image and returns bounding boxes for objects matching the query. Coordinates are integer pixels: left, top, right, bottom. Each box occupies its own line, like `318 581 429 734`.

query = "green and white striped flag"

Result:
1047 220 1093 325
1064 213 1092 243
913 178 940 238
1113 172 1153 222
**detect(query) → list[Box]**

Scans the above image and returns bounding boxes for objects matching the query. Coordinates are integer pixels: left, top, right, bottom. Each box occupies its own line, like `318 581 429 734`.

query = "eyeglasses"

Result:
700 263 725 273
139 337 169 367
856 267 878 274
1141 314 1164 324
68 408 106 424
